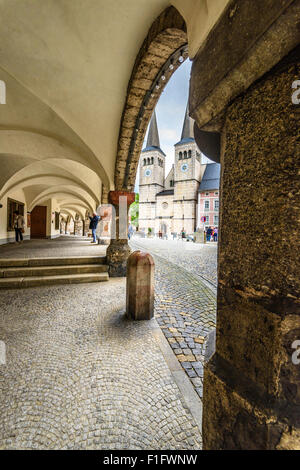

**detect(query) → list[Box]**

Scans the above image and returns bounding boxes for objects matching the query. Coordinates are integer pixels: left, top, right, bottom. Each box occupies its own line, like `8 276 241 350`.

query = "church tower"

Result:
173 104 202 235
139 111 166 233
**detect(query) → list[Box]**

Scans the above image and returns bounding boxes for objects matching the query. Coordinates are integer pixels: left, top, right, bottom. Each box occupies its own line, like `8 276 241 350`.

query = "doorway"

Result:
31 205 47 239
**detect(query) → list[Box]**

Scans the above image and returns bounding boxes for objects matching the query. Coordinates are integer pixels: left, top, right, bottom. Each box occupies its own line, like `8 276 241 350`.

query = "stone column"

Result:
203 49 300 449
106 190 135 277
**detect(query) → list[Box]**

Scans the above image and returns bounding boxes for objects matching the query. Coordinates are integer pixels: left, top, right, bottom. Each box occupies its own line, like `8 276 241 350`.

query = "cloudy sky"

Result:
135 59 192 191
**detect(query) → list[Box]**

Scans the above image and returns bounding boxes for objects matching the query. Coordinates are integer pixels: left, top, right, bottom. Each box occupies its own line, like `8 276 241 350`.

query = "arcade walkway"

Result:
0 237 202 449
0 236 106 259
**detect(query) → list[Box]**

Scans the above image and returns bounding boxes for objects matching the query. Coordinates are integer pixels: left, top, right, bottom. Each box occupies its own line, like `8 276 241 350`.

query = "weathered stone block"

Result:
126 251 154 321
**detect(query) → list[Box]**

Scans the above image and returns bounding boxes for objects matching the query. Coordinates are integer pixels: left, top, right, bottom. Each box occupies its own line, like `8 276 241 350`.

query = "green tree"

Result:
129 193 139 228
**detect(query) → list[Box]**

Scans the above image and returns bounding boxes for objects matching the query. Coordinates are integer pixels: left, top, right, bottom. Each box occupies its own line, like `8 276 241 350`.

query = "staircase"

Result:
0 256 109 288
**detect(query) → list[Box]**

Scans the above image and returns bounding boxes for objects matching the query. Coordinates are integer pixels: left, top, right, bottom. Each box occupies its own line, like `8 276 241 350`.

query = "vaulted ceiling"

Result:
0 0 229 216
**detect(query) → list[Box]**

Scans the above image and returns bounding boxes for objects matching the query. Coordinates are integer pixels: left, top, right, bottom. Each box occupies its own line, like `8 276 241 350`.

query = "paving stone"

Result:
131 239 217 399
0 238 203 450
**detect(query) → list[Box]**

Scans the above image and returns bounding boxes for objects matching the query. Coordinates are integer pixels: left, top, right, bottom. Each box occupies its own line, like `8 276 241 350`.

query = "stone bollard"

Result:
126 250 154 320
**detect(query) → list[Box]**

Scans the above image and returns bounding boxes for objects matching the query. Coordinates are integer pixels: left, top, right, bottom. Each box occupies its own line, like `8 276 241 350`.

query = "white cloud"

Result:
160 128 177 141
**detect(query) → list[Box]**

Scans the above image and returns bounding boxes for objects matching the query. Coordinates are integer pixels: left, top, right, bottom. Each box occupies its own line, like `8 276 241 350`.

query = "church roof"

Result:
175 103 195 146
199 163 220 191
142 111 166 156
156 189 174 197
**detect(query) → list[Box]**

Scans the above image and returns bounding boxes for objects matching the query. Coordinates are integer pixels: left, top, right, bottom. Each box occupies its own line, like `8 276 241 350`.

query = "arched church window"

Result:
184 151 187 159
151 157 154 165
188 150 192 158
179 152 182 160
143 159 146 166
147 158 150 165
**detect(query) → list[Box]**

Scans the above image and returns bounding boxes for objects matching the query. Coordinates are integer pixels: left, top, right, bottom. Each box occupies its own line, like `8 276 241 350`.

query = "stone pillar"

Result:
126 251 154 320
106 190 135 277
203 49 300 449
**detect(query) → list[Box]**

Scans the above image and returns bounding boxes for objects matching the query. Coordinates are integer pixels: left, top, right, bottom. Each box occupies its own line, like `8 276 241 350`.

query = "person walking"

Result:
13 210 25 244
213 227 218 242
128 224 134 240
206 226 212 242
89 212 101 243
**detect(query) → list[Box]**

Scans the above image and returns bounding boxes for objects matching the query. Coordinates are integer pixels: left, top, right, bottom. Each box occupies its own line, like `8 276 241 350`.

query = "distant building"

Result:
197 163 220 229
138 104 220 237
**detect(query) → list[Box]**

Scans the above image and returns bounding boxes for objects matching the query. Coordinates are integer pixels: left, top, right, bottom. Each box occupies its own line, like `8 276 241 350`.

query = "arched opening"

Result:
114 6 187 191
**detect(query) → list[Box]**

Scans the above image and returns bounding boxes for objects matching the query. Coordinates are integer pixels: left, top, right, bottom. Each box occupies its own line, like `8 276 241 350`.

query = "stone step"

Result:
0 272 109 289
0 256 106 268
0 264 108 278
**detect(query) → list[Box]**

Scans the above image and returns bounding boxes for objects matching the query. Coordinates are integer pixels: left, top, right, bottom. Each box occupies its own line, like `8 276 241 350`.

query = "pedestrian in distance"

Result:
206 226 212 242
128 224 134 240
89 212 101 243
13 210 25 244
213 227 218 242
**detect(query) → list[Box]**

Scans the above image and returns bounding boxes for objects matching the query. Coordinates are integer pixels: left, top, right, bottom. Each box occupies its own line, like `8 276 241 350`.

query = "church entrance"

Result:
30 205 47 239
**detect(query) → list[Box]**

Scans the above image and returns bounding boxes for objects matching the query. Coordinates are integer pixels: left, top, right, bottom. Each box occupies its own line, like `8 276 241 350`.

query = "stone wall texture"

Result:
203 45 300 449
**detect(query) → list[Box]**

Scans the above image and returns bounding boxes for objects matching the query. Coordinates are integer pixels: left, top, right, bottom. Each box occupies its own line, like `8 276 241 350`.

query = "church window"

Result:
184 151 187 159
143 159 146 166
147 158 150 165
151 157 154 165
188 150 192 158
179 152 182 160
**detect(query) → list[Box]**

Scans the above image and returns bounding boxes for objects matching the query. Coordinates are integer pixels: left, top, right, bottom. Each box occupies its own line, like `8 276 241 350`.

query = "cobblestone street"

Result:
130 237 217 400
0 236 217 449
131 238 218 287
0 275 201 450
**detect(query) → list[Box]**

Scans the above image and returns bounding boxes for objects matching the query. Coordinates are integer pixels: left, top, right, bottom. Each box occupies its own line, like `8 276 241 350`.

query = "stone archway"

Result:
111 0 300 450
107 6 188 277
114 6 188 192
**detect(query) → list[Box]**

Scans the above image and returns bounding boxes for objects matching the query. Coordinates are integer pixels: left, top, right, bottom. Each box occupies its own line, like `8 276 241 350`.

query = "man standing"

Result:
89 212 100 244
13 210 25 244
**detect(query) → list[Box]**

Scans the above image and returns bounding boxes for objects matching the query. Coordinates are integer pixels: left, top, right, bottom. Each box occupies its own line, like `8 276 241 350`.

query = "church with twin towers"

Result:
138 103 220 237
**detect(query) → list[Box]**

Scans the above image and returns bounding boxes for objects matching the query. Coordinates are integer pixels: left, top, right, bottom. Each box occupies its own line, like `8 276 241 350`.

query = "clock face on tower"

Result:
181 163 188 172
144 169 152 177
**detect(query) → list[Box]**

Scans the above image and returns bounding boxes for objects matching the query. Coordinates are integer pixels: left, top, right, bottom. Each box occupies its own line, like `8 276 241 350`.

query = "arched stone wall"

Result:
114 6 188 192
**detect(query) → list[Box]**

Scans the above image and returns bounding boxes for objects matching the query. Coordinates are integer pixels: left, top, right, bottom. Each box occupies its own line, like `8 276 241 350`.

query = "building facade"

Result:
139 106 220 236
197 163 221 230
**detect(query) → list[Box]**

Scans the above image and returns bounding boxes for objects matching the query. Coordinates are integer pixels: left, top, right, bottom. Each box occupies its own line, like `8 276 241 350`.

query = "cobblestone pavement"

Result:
130 237 218 287
0 236 106 259
130 238 217 400
0 278 201 450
